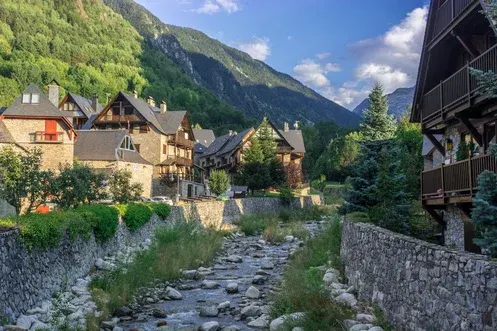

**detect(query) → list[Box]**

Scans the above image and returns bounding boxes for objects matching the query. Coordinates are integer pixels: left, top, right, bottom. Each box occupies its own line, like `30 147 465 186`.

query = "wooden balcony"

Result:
430 0 475 41
32 131 64 143
97 114 143 123
277 146 293 154
422 154 497 203
168 135 194 149
421 44 497 126
160 172 204 184
161 156 193 167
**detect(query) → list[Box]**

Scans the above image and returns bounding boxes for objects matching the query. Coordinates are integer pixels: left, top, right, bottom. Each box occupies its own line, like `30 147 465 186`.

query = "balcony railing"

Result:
160 172 204 184
168 135 195 149
32 131 64 143
422 154 497 200
162 156 193 167
431 0 475 40
277 146 293 154
421 44 497 124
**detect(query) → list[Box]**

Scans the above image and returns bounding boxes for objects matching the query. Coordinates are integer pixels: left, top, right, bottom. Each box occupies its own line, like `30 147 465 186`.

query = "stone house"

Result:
411 0 497 251
85 92 203 198
0 83 77 170
59 92 103 130
74 130 153 198
193 128 215 165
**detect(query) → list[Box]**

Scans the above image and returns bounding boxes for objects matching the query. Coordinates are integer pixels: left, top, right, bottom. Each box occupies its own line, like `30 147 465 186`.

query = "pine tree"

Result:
243 137 264 164
360 83 396 141
258 117 278 162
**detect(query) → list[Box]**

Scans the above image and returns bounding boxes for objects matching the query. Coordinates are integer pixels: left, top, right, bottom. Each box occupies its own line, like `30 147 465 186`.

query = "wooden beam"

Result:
424 206 446 226
457 117 483 146
426 133 445 156
457 203 472 219
452 31 480 59
422 128 445 135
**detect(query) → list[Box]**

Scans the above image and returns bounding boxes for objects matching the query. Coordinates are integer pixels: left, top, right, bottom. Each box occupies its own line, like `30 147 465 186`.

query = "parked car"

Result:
150 196 174 205
139 196 152 202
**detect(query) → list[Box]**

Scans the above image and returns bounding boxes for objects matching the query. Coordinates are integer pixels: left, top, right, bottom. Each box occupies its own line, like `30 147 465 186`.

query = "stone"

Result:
252 275 266 285
335 293 357 307
226 255 243 263
284 235 295 242
112 327 124 331
200 321 220 331
152 309 167 318
269 313 305 331
226 282 239 294
247 314 269 328
165 286 183 300
256 269 271 276
16 315 37 329
115 306 133 317
356 314 376 324
349 324 373 331
222 326 240 331
217 301 231 310
156 320 168 327
245 286 261 299
29 321 49 331
323 272 338 285
201 280 220 289
67 310 84 321
260 261 275 270
4 326 28 331
367 327 384 331
95 258 114 271
101 320 117 329
241 304 261 318
200 306 219 317
344 320 359 329
182 269 199 280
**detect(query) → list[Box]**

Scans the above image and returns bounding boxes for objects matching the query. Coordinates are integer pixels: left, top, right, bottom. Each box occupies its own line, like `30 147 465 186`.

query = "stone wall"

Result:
0 196 322 320
341 221 497 331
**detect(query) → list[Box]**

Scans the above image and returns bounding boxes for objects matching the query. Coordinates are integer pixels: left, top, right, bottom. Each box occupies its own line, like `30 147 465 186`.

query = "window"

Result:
484 122 496 151
22 93 38 104
139 125 148 133
120 136 135 151
31 94 39 104
64 102 75 111
163 144 167 154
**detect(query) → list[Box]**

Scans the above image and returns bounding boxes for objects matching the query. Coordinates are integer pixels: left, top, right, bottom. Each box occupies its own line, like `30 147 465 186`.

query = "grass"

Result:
270 214 352 330
88 221 224 329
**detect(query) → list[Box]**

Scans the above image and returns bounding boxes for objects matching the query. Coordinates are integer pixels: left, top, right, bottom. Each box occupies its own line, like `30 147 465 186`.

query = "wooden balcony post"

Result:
439 82 443 122
451 0 455 20
466 61 471 105
441 164 445 197
468 157 473 195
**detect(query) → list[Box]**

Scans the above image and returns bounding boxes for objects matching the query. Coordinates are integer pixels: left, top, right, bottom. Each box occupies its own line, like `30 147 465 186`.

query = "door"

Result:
187 184 193 198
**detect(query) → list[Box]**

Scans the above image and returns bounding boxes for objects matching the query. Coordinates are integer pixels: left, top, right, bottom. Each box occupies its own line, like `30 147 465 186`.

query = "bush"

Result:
114 204 128 216
75 205 119 242
209 169 230 196
122 203 153 232
262 224 286 243
279 186 295 206
147 203 171 219
278 210 292 223
236 214 275 236
109 169 143 203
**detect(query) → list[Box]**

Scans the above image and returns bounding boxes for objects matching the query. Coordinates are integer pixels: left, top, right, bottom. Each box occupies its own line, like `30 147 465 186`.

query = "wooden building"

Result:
411 0 497 250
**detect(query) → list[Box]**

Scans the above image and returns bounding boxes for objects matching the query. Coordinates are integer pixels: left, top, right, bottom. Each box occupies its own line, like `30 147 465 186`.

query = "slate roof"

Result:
217 128 254 156
193 129 216 147
0 120 15 144
201 133 232 158
68 93 104 118
279 129 306 153
2 84 66 118
155 111 188 135
74 130 151 165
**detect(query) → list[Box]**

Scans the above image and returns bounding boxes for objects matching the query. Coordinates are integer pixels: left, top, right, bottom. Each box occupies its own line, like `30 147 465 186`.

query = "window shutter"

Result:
135 144 140 153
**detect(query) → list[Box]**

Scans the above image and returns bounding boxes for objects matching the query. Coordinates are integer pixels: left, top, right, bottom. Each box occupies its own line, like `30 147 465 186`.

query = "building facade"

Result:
411 0 497 250
59 92 103 130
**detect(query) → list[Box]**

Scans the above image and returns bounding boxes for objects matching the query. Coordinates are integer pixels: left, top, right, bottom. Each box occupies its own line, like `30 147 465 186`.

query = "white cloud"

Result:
234 37 271 61
329 6 428 109
287 35 293 41
195 0 240 14
293 59 341 88
316 52 331 60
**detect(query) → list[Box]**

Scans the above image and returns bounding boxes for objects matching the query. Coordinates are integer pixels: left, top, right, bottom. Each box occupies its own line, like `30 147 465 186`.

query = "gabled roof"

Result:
2 84 66 118
68 92 104 118
279 129 306 153
0 120 15 144
193 129 216 147
217 128 254 156
74 130 151 165
201 133 232 158
155 110 188 135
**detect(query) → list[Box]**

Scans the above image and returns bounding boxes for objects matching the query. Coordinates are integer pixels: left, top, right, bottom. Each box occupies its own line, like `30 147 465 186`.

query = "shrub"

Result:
148 203 171 219
262 224 286 243
279 186 295 206
75 205 119 242
236 214 267 236
209 169 230 196
114 204 128 216
109 169 143 203
122 203 153 232
296 205 328 221
278 210 292 223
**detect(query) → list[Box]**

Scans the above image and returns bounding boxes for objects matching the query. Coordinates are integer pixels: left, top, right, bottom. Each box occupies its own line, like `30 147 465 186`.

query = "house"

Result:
59 92 103 129
86 91 203 198
74 130 153 198
193 128 215 164
411 0 497 250
0 83 77 170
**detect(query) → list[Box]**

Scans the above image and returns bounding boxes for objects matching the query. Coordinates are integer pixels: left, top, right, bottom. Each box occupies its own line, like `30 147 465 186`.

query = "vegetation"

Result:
74 205 120 242
89 221 223 322
147 203 171 219
109 169 143 203
360 83 396 141
279 186 295 206
208 169 230 196
122 203 153 232
270 215 353 330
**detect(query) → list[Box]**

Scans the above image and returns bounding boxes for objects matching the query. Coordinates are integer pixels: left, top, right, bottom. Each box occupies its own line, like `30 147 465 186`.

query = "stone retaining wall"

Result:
0 196 321 320
341 221 497 331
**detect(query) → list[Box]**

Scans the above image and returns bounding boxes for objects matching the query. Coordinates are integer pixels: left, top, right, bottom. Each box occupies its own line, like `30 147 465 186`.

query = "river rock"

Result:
269 312 305 331
222 326 240 331
200 321 219 331
31 321 50 330
247 314 269 328
165 286 183 300
4 326 28 331
16 315 37 329
226 282 239 294
356 314 376 323
200 306 219 317
241 304 261 318
252 275 266 285
156 320 168 327
260 261 274 270
201 280 220 289
367 327 384 331
349 324 373 331
335 293 357 307
217 301 231 310
245 286 260 299
226 255 243 263
115 306 133 317
284 235 295 242
182 270 199 280
152 309 167 318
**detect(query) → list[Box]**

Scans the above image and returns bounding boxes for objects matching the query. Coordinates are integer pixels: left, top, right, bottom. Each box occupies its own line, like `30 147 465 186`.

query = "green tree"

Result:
51 163 108 208
243 137 264 164
258 117 278 162
0 147 52 213
236 162 272 193
109 168 143 203
268 158 286 187
209 169 230 196
360 83 396 141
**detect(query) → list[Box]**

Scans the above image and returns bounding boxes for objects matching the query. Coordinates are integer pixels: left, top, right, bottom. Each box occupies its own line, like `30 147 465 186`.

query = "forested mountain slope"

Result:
353 86 415 119
103 0 361 127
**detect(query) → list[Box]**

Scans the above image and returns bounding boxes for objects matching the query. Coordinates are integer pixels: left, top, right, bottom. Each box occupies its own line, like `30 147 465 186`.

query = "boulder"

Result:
335 293 357 307
367 327 384 331
247 314 270 328
29 321 50 331
245 286 261 299
16 315 37 330
269 312 305 331
240 305 261 318
165 286 183 300
349 324 373 331
284 235 295 242
200 321 220 331
152 309 167 318
182 269 199 280
156 320 168 327
199 306 219 317
4 326 28 331
217 301 231 310
226 255 243 263
201 280 220 289
222 326 240 331
115 306 133 317
252 275 266 285
260 261 275 270
226 282 239 294
356 314 376 324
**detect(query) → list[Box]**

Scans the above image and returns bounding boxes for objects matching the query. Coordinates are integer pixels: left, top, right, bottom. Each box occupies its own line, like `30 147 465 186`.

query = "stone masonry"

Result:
341 221 497 331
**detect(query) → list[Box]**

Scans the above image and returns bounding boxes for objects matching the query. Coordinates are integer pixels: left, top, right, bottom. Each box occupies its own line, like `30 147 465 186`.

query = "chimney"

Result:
48 81 60 107
283 122 289 132
91 93 98 112
293 121 299 129
133 90 138 99
147 96 155 107
229 130 233 136
160 100 167 114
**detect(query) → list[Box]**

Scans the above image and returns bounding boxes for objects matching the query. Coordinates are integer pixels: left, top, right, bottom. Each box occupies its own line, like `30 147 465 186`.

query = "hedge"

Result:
75 205 119 242
122 203 153 232
147 203 171 219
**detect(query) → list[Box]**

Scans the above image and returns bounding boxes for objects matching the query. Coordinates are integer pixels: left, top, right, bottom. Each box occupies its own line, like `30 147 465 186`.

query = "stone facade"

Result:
0 199 15 218
0 196 322 321
341 221 497 331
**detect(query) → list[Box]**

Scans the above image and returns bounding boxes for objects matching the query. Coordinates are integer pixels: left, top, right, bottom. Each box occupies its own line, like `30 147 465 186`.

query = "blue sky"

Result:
135 0 429 109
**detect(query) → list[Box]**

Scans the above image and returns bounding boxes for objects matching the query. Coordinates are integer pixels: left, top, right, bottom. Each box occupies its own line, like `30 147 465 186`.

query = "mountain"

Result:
102 0 361 127
353 86 415 119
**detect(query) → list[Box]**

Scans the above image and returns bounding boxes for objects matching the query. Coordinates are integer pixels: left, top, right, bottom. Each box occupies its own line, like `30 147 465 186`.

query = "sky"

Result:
135 0 429 110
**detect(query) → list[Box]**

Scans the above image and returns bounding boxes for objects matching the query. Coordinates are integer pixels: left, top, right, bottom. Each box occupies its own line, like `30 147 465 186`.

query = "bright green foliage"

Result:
258 117 278 162
279 186 295 206
122 203 153 231
360 83 396 141
209 169 230 196
51 163 108 209
74 205 119 242
243 137 264 164
109 169 143 203
0 146 52 214
148 203 171 219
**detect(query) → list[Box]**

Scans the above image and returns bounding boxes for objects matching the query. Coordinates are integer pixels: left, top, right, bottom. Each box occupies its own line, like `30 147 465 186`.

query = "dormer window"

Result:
120 136 135 151
31 94 39 104
22 93 40 104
